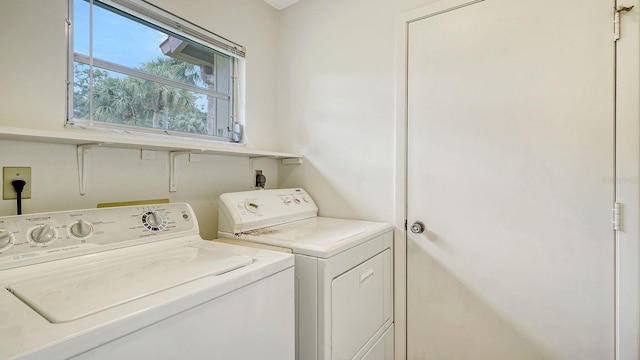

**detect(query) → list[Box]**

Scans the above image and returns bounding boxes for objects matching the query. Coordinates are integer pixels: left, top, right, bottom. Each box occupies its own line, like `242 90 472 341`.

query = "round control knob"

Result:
245 201 260 213
70 220 92 238
0 230 14 251
30 225 56 244
302 195 311 203
146 212 162 226
142 211 167 231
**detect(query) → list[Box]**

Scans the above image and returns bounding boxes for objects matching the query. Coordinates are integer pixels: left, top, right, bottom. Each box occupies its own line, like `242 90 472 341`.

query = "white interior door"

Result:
406 1 615 359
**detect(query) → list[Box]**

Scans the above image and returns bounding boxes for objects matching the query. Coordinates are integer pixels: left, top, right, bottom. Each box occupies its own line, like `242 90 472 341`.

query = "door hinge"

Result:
404 219 408 231
614 5 635 41
613 202 622 231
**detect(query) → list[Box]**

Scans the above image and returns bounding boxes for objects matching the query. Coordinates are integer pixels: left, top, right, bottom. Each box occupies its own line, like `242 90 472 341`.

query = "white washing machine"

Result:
217 188 394 360
0 203 294 360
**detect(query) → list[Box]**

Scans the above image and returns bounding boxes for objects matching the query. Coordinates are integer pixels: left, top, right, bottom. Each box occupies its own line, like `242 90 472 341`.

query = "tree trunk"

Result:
163 107 169 130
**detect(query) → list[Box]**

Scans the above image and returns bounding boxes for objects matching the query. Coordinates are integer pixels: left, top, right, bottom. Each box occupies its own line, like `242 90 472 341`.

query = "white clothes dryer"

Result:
0 203 294 360
218 188 394 360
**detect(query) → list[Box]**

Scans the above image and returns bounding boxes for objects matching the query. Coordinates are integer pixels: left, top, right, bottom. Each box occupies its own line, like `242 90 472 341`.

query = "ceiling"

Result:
263 0 300 10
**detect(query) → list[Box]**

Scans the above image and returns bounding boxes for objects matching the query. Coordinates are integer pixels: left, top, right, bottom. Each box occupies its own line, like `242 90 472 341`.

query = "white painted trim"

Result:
393 10 409 360
614 2 639 358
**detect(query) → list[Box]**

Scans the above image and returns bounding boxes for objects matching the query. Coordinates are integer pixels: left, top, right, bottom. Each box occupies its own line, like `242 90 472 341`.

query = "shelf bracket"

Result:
282 157 303 165
169 151 191 192
77 143 104 196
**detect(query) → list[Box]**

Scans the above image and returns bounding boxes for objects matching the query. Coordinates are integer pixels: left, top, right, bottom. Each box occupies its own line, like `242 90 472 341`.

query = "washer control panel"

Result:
0 203 197 269
219 188 318 234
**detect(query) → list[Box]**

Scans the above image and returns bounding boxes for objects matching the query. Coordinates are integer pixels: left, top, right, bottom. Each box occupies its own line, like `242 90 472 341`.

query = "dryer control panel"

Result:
0 203 197 270
219 188 318 234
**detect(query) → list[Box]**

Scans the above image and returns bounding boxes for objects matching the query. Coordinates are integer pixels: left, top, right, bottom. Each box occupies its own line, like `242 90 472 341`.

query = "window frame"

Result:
66 0 246 143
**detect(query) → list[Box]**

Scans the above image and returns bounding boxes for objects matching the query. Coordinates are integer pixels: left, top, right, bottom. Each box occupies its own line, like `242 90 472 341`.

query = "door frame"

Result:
614 1 639 358
394 1 639 359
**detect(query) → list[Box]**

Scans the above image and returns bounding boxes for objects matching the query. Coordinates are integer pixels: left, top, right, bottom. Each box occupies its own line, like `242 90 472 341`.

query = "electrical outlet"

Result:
255 170 266 188
3 167 31 200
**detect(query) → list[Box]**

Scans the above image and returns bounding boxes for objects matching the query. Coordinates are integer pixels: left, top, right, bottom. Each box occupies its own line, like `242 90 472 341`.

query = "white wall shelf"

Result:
0 126 302 194
0 126 302 159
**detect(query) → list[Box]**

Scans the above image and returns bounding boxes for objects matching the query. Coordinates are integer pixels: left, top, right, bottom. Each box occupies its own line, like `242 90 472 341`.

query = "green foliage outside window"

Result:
73 57 208 135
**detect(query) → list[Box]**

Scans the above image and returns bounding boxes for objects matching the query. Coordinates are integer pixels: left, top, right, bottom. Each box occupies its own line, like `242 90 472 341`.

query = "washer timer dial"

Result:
0 230 15 251
30 225 57 245
142 211 167 231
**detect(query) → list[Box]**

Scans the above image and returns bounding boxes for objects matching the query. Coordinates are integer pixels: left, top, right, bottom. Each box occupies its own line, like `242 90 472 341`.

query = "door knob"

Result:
410 221 425 234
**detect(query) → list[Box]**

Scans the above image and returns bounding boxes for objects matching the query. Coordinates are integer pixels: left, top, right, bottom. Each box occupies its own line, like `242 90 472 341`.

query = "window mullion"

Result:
74 53 231 101
89 0 94 124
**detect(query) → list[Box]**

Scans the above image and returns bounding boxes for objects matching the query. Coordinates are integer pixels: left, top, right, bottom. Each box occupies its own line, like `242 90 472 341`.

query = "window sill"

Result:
0 126 302 159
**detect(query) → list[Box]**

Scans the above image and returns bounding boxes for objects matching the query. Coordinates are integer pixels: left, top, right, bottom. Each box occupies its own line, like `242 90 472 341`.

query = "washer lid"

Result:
232 217 391 258
7 245 252 323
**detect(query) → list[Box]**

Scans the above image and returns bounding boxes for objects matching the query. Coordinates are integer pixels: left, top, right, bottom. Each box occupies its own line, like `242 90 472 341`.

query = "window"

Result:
67 0 245 142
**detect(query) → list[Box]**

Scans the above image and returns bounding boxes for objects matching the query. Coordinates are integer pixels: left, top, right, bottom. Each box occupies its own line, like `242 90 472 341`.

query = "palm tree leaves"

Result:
73 57 207 134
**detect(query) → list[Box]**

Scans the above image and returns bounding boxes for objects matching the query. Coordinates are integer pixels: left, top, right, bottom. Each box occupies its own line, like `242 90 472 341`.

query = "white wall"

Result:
275 0 437 222
0 140 280 239
0 0 282 238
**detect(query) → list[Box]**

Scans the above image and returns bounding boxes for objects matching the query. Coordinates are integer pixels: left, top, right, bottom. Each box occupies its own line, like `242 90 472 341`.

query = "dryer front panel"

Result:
331 249 392 359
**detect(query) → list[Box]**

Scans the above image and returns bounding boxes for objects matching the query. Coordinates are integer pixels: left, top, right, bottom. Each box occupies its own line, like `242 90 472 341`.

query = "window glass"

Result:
69 0 241 141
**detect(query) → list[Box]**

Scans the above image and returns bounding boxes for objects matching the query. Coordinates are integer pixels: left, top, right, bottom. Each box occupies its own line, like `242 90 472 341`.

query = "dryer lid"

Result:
230 217 391 258
7 245 252 323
